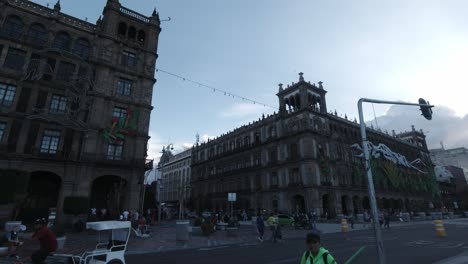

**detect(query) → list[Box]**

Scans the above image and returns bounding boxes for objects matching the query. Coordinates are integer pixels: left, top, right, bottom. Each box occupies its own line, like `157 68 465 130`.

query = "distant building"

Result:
431 147 468 183
190 73 436 217
434 165 467 210
0 0 160 221
158 148 192 215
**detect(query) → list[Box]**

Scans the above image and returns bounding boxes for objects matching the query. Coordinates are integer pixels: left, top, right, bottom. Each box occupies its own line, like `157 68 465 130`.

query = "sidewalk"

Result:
433 251 468 264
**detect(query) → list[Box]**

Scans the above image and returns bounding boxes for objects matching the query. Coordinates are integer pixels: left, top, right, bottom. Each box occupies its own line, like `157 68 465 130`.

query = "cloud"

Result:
370 105 468 149
219 103 267 119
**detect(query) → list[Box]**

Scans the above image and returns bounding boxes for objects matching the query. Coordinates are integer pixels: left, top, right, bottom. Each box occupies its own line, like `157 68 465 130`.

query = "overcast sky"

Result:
34 0 468 162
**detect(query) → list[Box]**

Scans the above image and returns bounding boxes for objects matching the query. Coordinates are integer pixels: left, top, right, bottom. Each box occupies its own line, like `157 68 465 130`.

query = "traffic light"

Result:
419 98 433 120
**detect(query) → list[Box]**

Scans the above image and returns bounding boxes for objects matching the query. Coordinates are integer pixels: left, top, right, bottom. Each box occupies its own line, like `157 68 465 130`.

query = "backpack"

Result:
305 251 328 264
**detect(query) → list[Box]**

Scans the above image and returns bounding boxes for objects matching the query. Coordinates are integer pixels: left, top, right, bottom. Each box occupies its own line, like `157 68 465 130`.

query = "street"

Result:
127 220 468 264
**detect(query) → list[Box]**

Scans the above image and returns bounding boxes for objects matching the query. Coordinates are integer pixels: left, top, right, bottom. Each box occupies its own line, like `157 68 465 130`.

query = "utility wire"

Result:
156 68 279 110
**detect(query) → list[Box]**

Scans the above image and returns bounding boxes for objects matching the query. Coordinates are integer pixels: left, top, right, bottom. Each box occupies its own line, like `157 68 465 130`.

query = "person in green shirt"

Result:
300 232 337 264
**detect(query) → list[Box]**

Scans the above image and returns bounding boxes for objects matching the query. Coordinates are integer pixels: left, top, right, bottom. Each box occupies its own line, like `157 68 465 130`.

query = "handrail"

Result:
119 6 150 23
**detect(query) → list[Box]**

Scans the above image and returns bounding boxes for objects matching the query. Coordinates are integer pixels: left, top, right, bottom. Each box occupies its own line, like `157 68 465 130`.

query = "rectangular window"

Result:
117 79 132 96
271 172 278 187
56 61 76 81
0 122 6 142
254 152 261 165
0 83 16 106
4 48 26 71
113 107 127 119
107 141 123 160
49 95 67 113
40 129 61 154
121 51 137 67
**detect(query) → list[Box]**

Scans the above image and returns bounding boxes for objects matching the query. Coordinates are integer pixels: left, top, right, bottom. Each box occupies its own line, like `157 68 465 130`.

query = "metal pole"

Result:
157 180 162 223
358 99 386 264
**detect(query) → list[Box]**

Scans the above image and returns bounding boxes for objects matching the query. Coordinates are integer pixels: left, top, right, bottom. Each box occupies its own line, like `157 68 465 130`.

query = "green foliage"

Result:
63 197 89 216
0 170 29 205
369 159 438 196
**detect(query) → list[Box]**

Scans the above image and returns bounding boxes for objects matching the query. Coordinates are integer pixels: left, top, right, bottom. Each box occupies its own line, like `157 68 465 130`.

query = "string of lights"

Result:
156 68 279 110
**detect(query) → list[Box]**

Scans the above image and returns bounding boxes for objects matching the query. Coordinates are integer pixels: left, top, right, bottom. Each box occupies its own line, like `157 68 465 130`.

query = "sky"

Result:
33 0 468 164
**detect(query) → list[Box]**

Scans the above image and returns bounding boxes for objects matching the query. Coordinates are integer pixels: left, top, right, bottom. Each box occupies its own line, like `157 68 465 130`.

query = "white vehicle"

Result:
54 221 131 264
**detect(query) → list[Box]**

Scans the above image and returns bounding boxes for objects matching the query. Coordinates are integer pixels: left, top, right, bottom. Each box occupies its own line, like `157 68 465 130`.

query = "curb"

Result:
433 251 468 264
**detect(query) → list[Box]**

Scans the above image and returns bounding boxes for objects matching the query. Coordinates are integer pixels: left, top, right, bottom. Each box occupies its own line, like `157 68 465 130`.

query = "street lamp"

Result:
358 98 434 264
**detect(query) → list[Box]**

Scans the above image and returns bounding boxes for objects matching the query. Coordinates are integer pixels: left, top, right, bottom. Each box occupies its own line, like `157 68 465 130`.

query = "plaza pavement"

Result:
1 218 467 263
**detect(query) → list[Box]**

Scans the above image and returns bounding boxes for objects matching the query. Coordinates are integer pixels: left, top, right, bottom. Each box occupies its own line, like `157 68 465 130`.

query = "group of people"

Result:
254 213 282 243
362 210 393 229
1 218 58 264
294 211 318 230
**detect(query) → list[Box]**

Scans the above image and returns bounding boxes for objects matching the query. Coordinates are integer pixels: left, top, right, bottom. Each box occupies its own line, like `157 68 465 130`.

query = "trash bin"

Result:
176 220 190 241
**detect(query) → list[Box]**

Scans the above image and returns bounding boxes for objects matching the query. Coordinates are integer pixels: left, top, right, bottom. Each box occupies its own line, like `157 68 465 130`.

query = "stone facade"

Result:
158 148 192 204
0 0 160 221
431 147 468 183
191 73 435 218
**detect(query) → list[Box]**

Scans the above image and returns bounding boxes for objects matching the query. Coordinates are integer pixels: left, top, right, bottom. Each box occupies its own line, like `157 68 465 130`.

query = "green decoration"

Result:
101 106 140 143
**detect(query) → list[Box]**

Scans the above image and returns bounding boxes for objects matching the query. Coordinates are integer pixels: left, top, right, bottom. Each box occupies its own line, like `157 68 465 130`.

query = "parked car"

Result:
187 211 198 219
202 212 212 218
278 214 295 226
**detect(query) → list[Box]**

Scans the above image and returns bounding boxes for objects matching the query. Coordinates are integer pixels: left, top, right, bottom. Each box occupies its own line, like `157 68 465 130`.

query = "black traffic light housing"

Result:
419 98 433 120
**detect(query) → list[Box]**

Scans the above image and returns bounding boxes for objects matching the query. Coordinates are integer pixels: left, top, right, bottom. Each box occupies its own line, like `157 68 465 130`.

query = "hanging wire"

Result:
156 68 278 110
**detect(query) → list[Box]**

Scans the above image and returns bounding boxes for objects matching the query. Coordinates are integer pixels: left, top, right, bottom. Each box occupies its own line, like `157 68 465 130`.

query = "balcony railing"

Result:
80 152 147 168
119 6 150 23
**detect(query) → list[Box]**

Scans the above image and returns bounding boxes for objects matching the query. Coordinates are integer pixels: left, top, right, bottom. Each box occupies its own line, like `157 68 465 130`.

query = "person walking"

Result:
300 232 337 264
384 211 390 229
256 215 265 242
349 213 355 229
31 219 57 264
267 213 278 243
378 211 384 228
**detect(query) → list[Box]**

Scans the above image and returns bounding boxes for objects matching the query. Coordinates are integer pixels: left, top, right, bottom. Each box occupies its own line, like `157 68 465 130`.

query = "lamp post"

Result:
357 98 433 264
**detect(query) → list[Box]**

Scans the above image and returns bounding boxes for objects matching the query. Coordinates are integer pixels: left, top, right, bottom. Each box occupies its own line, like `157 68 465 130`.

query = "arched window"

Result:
73 38 91 58
118 22 127 36
27 23 47 45
52 31 71 51
128 26 136 39
137 30 146 42
2 15 23 38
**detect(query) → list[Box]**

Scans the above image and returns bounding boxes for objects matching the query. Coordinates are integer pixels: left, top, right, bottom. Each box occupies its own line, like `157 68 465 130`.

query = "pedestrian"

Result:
300 232 337 264
134 211 140 225
378 212 384 228
31 219 57 264
384 211 390 229
349 214 355 229
122 210 129 221
138 215 147 234
267 213 278 243
363 211 370 228
256 214 265 242
2 224 25 259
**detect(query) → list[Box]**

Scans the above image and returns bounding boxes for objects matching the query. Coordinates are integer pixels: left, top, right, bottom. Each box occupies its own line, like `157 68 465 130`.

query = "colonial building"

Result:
435 165 468 211
190 73 437 218
158 147 192 213
0 0 160 221
431 147 468 183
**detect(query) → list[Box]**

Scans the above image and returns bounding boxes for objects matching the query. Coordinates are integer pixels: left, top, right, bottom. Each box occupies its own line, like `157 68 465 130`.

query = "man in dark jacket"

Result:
31 219 57 264
256 215 265 242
